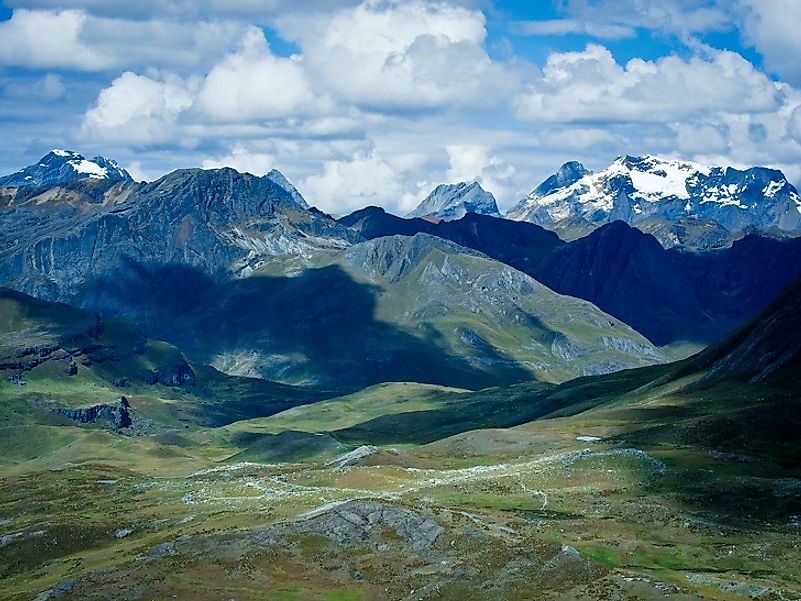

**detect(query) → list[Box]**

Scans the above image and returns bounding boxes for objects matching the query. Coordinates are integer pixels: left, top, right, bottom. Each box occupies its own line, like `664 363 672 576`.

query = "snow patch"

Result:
763 180 786 198
68 159 109 179
50 148 73 157
576 436 602 443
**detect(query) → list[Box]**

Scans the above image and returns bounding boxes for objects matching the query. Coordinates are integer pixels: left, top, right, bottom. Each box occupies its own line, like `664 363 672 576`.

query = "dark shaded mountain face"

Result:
0 167 358 302
694 275 801 383
0 288 332 427
0 149 133 187
340 207 564 271
339 208 801 345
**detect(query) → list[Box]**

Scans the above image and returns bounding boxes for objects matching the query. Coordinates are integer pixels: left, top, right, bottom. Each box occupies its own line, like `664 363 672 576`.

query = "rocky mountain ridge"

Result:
507 154 801 249
341 208 801 345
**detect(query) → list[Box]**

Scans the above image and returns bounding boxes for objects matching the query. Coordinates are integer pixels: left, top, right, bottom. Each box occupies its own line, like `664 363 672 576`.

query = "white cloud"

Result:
277 0 515 112
6 0 360 20
194 28 323 122
201 144 275 175
445 144 516 206
0 10 106 70
0 9 247 71
559 0 731 39
512 19 634 39
515 44 781 124
300 149 417 215
670 122 729 154
80 71 196 145
738 0 801 85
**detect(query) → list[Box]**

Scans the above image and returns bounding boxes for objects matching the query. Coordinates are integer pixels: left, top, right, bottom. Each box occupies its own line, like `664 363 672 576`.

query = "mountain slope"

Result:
0 288 330 429
0 149 133 188
340 208 801 345
265 168 310 209
333 273 801 462
337 233 665 382
0 167 359 303
407 181 501 221
508 155 801 249
75 233 667 390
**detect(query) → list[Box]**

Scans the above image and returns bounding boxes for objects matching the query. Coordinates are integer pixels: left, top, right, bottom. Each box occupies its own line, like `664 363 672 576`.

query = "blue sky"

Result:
1 0 800 215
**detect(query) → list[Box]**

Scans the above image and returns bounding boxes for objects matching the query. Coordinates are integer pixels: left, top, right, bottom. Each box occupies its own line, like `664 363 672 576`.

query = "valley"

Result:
1 275 800 600
1 150 800 601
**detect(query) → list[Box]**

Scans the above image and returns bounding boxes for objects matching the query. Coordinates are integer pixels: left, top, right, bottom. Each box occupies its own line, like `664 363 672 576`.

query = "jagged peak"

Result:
407 180 500 220
264 168 310 209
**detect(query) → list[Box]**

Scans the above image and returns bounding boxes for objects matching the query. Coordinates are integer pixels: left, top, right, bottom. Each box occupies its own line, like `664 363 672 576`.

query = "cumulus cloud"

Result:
80 71 196 144
515 44 780 124
738 0 801 86
445 144 516 206
277 0 515 112
0 10 106 70
300 149 427 214
201 144 275 175
194 28 323 122
0 9 247 71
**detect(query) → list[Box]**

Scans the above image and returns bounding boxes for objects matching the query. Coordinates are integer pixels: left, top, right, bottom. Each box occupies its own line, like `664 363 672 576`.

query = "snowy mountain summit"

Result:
407 181 501 221
0 149 133 188
507 155 801 249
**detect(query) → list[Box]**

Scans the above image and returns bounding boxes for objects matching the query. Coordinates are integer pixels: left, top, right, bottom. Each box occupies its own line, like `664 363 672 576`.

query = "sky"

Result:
2 0 801 215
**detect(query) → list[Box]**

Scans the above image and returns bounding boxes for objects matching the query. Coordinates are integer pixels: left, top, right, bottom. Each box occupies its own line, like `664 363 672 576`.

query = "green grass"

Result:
227 382 466 435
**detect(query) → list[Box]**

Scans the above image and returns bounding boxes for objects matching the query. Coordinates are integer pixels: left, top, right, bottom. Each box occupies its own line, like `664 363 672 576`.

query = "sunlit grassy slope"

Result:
1 279 800 600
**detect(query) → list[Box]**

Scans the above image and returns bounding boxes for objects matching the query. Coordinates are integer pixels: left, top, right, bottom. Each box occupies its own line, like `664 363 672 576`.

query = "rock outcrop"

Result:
50 396 132 430
300 501 444 552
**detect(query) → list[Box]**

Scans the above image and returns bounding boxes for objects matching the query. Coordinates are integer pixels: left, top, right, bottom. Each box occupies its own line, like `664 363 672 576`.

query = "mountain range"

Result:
0 152 668 389
3 148 801 601
507 154 801 249
340 207 801 345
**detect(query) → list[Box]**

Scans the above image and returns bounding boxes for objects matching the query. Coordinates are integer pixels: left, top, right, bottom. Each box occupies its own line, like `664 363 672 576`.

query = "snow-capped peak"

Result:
506 154 801 247
407 181 501 221
50 148 77 158
0 149 133 188
607 155 711 201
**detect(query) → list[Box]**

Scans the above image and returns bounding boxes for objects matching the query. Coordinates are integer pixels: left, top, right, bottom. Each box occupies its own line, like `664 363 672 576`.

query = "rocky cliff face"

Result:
0 167 359 305
53 396 133 429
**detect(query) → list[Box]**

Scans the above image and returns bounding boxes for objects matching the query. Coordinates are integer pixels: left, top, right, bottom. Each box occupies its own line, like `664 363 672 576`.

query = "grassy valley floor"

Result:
2 370 800 601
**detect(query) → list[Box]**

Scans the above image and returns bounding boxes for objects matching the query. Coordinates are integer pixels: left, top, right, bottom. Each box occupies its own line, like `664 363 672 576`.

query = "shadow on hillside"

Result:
77 258 534 391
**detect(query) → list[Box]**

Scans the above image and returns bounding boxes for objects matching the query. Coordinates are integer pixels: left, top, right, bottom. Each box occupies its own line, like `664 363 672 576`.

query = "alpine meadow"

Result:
1 2 801 600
